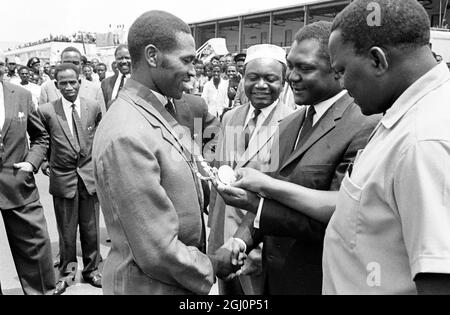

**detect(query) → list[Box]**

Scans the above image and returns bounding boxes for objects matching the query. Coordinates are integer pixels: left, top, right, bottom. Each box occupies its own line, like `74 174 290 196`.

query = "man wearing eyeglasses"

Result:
39 47 106 113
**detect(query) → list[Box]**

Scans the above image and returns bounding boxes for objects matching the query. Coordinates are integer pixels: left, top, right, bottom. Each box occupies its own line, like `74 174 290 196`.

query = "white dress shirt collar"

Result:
244 99 280 129
309 90 347 126
112 73 129 100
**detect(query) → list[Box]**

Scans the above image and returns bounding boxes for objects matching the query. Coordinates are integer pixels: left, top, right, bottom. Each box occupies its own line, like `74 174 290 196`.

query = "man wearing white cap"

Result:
215 22 379 294
208 44 293 295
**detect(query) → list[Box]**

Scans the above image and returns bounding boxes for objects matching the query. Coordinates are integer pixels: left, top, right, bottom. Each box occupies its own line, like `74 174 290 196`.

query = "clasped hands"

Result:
211 237 262 280
210 237 247 281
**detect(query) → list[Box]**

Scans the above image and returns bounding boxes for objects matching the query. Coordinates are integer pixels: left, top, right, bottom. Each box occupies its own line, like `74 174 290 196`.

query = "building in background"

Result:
4 42 98 66
4 26 128 71
3 1 449 66
189 0 450 54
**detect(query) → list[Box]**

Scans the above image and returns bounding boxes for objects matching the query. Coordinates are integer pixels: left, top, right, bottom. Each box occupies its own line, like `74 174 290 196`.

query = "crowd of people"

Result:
0 0 450 296
13 32 97 50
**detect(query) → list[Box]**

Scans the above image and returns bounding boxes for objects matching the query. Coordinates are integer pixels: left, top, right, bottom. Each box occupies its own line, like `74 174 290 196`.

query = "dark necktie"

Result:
165 99 177 119
244 108 262 150
295 105 316 150
115 74 126 100
71 104 87 155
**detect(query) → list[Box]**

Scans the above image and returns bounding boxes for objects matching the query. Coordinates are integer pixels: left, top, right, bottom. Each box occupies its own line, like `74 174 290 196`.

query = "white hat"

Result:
244 44 287 66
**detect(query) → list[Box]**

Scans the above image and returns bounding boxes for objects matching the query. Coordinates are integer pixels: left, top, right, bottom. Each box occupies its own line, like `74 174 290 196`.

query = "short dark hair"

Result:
294 21 333 70
114 44 129 57
18 66 30 73
80 56 88 66
332 0 431 55
97 63 107 69
194 59 204 66
205 63 213 71
61 46 82 58
128 10 191 66
54 63 80 81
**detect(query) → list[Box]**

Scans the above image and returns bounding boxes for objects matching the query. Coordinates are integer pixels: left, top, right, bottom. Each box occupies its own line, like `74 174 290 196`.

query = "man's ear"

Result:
144 44 158 67
368 47 389 76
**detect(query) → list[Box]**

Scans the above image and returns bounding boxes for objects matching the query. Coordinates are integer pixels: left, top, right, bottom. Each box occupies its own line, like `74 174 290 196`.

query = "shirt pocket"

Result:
332 173 362 249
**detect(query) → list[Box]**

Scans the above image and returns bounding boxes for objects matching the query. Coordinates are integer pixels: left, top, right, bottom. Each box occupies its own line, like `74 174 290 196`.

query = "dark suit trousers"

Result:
1 200 56 295
53 177 101 280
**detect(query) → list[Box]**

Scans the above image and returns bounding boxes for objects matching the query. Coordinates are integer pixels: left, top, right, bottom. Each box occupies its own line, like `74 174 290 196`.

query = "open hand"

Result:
213 181 260 213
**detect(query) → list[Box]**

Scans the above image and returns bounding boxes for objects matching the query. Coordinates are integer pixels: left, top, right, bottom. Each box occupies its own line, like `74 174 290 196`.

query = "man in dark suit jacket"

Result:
38 63 102 295
101 45 131 111
39 47 106 113
216 22 380 294
0 77 55 295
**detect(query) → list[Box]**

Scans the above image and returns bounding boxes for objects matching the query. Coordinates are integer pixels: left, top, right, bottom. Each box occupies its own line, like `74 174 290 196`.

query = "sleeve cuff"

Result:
253 197 264 229
411 256 450 280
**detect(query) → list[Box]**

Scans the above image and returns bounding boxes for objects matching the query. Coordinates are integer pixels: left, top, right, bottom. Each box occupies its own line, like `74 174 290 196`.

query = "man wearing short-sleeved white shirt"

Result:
323 0 450 295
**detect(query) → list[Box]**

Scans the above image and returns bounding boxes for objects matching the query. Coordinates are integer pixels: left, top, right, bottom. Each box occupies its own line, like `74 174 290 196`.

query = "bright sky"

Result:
0 0 320 44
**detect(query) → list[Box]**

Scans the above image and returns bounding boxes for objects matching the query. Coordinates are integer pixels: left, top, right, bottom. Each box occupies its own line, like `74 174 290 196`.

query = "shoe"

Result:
84 274 102 288
53 280 69 295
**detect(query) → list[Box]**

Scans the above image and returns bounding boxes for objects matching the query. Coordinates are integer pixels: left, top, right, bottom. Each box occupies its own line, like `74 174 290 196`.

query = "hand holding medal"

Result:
195 156 236 188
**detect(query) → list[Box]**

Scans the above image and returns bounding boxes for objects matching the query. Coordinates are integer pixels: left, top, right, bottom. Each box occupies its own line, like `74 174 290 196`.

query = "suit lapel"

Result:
228 105 250 168
277 108 306 169
108 74 118 101
280 93 352 171
1 84 16 136
124 83 189 162
54 99 78 152
124 81 205 210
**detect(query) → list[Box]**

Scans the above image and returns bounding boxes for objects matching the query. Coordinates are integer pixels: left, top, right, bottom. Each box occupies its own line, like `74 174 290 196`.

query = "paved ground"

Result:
0 172 218 295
